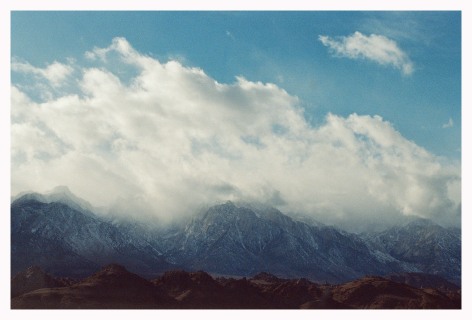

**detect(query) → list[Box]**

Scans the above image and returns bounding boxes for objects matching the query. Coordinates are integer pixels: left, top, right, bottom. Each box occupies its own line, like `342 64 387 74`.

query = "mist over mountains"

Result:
11 187 461 286
11 37 461 232
10 14 462 310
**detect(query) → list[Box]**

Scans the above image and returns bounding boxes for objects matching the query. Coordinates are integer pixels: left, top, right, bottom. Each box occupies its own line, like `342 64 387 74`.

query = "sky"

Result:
10 10 462 230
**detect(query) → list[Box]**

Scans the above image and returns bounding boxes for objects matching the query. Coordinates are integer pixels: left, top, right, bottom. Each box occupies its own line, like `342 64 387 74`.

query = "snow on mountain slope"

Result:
11 196 172 278
11 189 461 284
360 218 461 284
163 202 402 282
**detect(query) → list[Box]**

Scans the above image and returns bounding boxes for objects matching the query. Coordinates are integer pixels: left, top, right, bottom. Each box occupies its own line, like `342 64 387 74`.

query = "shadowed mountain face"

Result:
331 276 460 309
385 272 460 292
11 266 65 298
11 265 460 309
11 264 175 309
153 270 276 308
361 219 461 285
162 202 399 282
11 190 461 286
11 197 172 278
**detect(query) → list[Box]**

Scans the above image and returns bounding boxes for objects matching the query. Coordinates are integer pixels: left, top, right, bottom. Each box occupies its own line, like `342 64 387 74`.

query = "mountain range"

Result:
11 187 461 287
11 264 460 309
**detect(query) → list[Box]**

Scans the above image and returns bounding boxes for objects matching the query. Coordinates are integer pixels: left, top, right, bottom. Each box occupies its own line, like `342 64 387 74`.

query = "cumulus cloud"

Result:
319 31 414 75
11 59 74 87
11 37 459 230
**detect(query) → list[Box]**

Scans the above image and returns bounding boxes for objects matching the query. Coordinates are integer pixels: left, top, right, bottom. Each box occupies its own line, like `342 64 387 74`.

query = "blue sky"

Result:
10 11 462 229
11 11 461 159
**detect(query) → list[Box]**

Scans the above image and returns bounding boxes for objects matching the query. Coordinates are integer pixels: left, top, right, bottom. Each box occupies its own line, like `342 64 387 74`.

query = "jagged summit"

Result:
12 186 94 214
11 189 461 285
80 263 156 290
45 186 94 213
403 217 437 228
47 185 73 195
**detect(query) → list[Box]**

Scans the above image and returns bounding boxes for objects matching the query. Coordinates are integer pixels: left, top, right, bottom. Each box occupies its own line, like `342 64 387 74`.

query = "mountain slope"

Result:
11 189 461 285
163 202 400 282
361 219 461 284
12 265 460 309
331 276 460 309
385 272 460 296
11 196 172 278
12 186 95 214
11 264 175 309
11 266 65 298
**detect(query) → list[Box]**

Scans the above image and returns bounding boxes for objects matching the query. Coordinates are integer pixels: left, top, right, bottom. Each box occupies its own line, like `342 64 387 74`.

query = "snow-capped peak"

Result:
13 186 94 214
47 185 73 196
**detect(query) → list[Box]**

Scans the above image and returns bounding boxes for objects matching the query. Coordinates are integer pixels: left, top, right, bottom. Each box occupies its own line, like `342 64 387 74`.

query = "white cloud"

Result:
86 37 131 61
442 117 454 128
12 59 74 87
11 37 459 230
319 31 414 76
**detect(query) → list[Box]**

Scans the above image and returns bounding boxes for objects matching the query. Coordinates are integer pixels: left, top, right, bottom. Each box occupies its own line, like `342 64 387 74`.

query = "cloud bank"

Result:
11 37 459 230
319 31 414 75
12 59 74 87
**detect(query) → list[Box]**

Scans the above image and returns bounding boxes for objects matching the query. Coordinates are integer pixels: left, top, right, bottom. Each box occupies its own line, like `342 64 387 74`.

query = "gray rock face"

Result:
360 219 461 285
11 197 171 278
11 191 461 284
163 202 397 282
